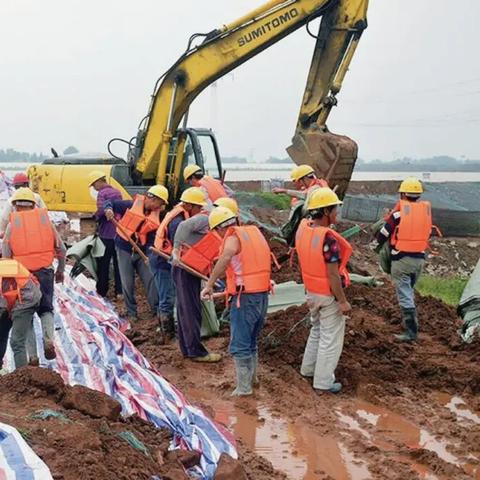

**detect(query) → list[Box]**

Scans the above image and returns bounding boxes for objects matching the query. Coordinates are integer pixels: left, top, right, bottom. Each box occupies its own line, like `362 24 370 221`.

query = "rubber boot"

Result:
158 314 175 342
231 356 254 396
40 312 56 360
395 308 418 342
252 352 259 387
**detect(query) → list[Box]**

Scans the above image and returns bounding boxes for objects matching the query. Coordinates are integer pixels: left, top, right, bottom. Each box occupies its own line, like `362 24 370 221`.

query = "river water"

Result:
3 162 480 182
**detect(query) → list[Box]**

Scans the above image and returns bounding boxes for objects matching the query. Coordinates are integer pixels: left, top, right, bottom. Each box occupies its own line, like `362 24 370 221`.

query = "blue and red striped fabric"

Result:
1 270 237 479
0 422 53 480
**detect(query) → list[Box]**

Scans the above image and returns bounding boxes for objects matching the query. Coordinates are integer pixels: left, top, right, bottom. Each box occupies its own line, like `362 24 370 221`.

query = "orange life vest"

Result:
310 178 329 190
0 260 34 311
222 225 272 295
117 195 160 246
290 179 328 208
199 176 227 202
391 200 432 253
180 230 223 276
154 205 190 255
9 208 55 272
295 219 353 295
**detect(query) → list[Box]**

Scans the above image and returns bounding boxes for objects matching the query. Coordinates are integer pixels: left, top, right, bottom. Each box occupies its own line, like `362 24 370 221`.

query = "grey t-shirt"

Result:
173 214 209 249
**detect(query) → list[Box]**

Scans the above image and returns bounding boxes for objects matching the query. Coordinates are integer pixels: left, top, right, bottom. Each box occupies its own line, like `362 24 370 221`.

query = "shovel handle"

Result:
111 218 149 264
150 247 209 281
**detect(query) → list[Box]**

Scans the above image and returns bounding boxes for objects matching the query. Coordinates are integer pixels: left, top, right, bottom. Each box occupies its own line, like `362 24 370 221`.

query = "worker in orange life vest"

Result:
295 188 352 394
151 188 196 340
201 207 272 396
0 259 42 370
2 188 66 362
104 185 168 322
183 164 232 209
375 177 432 342
170 187 222 362
273 164 329 209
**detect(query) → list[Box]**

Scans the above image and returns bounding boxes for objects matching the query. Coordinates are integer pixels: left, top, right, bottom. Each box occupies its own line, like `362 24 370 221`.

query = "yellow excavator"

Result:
29 0 369 213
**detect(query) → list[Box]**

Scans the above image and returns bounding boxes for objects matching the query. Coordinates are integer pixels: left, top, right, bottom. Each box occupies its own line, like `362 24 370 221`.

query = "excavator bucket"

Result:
287 130 358 199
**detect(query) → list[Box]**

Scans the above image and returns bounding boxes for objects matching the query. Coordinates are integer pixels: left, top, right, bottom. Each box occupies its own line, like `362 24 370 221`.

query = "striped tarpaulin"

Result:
0 422 53 480
2 270 237 479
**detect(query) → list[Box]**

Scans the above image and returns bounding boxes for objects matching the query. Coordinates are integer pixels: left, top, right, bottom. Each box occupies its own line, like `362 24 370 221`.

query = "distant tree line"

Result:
0 149 47 163
355 156 480 172
222 156 248 164
266 154 480 171
0 146 79 163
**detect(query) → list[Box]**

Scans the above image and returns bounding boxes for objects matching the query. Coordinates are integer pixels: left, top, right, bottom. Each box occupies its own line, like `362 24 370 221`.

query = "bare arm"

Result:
201 236 239 299
2 224 12 258
0 201 12 237
272 188 306 200
326 262 351 313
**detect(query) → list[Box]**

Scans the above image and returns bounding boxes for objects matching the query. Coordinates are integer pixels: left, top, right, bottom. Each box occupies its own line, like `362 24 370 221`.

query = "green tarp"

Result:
66 235 105 281
458 258 480 342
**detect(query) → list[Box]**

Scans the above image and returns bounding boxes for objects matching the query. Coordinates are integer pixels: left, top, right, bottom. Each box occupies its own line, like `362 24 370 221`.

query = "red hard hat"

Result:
12 173 29 186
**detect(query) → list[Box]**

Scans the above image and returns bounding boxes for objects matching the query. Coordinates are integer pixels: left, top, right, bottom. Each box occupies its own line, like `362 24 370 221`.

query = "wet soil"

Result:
0 367 193 480
47 198 480 479
125 277 480 480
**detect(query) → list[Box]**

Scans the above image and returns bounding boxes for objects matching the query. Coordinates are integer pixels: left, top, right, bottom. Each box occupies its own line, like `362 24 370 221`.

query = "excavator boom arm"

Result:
136 0 368 195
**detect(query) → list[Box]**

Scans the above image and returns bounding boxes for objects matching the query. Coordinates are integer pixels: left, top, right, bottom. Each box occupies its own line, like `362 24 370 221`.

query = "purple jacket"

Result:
96 185 122 239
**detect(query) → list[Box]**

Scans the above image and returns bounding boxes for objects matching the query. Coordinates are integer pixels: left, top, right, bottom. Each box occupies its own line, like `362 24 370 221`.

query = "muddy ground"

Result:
0 367 192 480
123 218 480 480
127 281 480 480
8 184 480 479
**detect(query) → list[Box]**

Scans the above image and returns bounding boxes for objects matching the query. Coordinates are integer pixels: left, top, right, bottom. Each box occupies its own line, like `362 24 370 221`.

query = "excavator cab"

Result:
28 129 223 214
165 128 223 198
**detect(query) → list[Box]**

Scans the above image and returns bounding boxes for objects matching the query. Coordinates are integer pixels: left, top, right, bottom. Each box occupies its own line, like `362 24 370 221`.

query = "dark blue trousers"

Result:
172 267 208 358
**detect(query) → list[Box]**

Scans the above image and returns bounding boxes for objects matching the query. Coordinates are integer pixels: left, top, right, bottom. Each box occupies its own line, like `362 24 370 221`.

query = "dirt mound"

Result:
261 283 480 397
0 367 206 480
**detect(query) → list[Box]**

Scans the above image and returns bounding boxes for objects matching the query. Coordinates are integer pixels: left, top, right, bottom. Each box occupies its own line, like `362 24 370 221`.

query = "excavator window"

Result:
194 132 222 180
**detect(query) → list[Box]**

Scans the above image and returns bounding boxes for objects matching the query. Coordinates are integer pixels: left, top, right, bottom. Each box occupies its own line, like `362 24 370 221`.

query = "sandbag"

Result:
281 201 305 247
458 257 480 342
66 235 105 280
201 299 220 338
378 242 392 274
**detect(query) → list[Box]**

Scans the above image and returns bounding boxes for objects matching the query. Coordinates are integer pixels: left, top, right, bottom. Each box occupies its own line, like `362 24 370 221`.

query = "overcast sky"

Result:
1 0 479 162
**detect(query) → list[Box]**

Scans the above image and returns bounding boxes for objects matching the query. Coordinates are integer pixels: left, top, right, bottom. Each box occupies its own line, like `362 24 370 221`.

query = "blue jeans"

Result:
391 256 425 310
152 266 175 316
229 292 268 359
116 248 158 317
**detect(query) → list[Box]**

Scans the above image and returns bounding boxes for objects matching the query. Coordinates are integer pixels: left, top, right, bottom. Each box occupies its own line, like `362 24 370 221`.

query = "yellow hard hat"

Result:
180 187 207 206
183 164 202 180
307 187 342 210
213 197 239 215
208 206 237 229
0 259 22 277
88 170 107 186
291 164 314 182
12 187 35 204
398 177 423 194
147 185 169 203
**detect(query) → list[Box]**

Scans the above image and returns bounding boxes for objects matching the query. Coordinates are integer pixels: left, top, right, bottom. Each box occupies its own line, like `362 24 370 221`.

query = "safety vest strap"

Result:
0 260 33 310
199 176 227 202
154 205 189 254
392 200 432 253
9 208 55 272
180 231 222 276
295 220 352 295
224 225 272 295
117 195 160 246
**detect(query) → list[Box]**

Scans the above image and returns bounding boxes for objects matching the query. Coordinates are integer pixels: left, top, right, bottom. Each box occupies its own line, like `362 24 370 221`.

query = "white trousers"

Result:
300 292 346 390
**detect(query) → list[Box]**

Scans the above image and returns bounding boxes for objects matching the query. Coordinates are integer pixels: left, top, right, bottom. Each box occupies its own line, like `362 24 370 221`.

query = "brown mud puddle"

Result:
185 386 370 480
339 397 480 480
